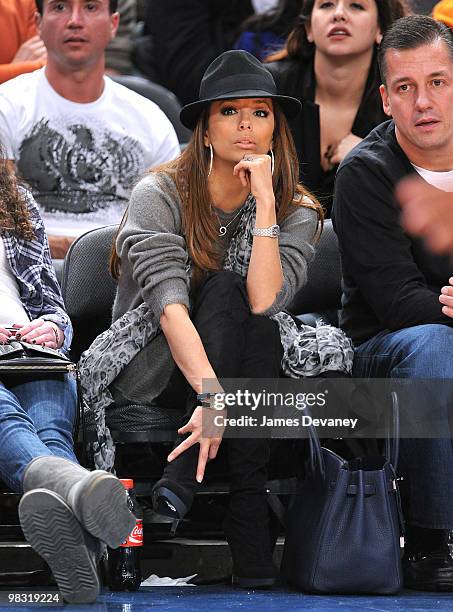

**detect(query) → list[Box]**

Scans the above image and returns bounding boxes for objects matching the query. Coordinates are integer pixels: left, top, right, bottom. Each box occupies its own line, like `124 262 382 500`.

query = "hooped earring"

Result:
208 143 213 177
269 149 275 176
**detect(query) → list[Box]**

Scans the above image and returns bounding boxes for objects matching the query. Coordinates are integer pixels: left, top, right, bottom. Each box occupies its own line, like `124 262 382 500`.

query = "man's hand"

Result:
12 36 47 64
167 405 224 483
396 176 453 255
440 278 453 319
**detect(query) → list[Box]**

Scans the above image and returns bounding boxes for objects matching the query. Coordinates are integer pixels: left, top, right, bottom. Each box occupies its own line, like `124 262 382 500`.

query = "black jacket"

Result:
267 54 386 215
332 120 453 345
144 0 254 105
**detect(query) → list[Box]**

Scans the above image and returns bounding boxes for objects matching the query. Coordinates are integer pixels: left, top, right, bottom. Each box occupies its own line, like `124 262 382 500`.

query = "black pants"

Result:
156 270 283 494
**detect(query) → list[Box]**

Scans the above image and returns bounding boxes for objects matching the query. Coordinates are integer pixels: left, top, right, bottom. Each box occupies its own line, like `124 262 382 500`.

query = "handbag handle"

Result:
306 421 325 478
384 391 399 472
307 389 400 479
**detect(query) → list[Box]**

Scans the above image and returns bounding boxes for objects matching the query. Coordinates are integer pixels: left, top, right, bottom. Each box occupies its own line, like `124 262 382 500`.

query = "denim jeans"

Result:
354 324 453 529
0 374 78 493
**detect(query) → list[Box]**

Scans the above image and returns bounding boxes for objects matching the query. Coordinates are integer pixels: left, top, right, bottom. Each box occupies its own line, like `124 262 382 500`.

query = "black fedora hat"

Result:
179 50 301 130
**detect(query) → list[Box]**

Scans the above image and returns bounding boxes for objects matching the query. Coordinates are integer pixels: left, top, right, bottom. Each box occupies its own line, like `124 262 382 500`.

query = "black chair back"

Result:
61 225 118 362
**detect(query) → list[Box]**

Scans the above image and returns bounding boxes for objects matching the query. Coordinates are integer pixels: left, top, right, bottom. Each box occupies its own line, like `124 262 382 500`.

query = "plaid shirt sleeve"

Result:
2 189 73 352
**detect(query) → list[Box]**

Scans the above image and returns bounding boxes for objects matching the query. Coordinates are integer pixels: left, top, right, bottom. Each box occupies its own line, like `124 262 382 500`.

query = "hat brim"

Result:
179 90 302 130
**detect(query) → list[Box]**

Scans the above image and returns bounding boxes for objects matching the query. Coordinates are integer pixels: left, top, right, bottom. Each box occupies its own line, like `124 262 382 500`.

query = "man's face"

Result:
37 0 119 70
379 40 453 168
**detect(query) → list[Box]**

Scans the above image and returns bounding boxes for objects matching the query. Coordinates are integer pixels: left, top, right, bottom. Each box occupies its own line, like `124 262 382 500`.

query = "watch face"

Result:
271 225 280 237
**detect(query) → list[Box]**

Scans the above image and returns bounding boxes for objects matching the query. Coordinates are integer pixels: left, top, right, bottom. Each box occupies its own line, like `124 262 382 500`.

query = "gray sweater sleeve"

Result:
116 174 190 320
260 203 318 317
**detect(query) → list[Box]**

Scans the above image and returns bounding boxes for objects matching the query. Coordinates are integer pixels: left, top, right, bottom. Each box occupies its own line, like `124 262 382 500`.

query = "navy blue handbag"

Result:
281 392 405 594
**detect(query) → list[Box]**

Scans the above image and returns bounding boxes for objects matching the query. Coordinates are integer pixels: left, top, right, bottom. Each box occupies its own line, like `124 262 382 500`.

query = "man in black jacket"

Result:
138 0 254 105
333 15 453 591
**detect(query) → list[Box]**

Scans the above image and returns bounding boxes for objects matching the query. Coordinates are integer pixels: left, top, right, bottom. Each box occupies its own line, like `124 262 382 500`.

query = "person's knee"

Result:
204 270 244 292
396 324 453 377
198 271 248 309
247 316 283 356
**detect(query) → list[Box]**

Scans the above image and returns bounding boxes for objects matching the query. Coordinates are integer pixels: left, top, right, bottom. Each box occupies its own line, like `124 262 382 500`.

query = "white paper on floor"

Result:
141 574 197 587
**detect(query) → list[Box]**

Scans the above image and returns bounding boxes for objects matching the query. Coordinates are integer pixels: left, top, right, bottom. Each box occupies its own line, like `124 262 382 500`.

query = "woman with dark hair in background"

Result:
0 150 134 604
267 0 409 214
80 50 328 588
235 0 303 60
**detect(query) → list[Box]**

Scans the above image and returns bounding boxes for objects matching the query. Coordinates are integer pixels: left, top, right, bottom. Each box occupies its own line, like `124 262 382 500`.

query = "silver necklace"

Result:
213 206 244 236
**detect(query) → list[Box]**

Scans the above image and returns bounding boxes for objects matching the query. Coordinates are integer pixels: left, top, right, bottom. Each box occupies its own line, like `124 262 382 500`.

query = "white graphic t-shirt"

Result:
0 69 180 237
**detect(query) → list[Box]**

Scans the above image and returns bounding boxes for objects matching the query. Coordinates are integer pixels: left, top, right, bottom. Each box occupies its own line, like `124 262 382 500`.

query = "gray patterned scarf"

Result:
78 194 353 470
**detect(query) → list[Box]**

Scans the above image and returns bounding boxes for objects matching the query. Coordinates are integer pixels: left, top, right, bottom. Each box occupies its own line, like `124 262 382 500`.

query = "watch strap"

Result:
252 224 280 238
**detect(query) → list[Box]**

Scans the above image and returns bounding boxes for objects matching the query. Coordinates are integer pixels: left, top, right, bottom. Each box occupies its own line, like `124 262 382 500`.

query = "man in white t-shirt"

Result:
0 0 180 257
332 16 453 593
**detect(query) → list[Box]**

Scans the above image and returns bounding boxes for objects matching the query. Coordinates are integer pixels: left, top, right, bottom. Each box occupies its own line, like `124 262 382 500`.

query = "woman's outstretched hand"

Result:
167 405 225 483
233 154 274 206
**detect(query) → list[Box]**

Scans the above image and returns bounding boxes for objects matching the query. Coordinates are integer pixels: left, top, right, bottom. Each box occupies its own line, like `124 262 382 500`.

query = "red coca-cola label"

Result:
120 519 143 547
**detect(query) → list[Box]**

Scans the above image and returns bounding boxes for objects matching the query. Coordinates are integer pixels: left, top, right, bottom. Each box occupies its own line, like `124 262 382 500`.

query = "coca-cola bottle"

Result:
108 478 143 591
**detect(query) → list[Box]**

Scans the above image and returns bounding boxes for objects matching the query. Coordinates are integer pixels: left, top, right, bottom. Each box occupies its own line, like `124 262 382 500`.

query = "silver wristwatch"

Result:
252 224 280 238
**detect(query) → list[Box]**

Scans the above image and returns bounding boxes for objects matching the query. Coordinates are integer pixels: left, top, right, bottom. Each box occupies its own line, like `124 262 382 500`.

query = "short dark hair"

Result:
378 15 453 85
35 0 119 15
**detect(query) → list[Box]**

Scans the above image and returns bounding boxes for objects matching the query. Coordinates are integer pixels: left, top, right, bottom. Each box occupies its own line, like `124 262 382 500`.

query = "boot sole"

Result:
232 574 276 588
19 489 99 604
405 579 453 592
78 472 135 548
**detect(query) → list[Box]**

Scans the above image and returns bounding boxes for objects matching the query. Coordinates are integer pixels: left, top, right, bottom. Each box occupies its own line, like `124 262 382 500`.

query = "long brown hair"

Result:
0 151 34 241
110 102 322 283
266 0 410 62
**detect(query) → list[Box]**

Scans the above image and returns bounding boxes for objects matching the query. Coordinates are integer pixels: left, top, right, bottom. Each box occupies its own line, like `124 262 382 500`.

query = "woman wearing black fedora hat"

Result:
81 49 329 587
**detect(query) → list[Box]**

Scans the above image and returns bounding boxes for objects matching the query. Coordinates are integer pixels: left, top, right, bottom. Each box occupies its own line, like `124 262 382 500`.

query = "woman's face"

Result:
204 98 275 167
306 0 382 59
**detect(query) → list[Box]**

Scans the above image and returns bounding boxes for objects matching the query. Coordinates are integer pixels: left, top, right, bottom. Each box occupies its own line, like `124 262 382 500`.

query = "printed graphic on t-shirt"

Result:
17 118 146 214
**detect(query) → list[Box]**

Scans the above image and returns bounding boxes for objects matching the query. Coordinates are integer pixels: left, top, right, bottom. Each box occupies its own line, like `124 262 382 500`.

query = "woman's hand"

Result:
440 278 453 319
329 133 363 167
11 319 64 349
233 154 275 206
167 405 224 483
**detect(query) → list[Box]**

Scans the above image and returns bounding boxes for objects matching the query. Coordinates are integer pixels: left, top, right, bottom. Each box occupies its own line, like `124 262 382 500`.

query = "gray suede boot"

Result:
19 489 101 604
22 456 135 548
